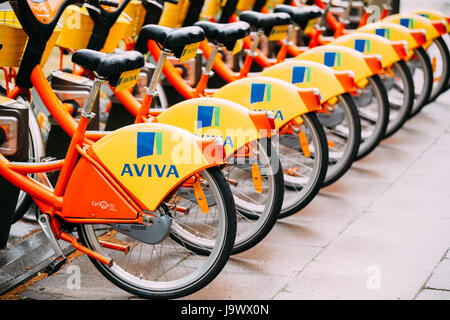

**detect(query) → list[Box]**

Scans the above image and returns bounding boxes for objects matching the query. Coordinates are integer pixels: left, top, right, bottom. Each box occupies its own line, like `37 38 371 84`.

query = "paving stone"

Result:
313 213 450 273
182 273 288 300
415 289 450 300
225 241 321 277
426 259 450 291
274 260 423 300
20 255 132 300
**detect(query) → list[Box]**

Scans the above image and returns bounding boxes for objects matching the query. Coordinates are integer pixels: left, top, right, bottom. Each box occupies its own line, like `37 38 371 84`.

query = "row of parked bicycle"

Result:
0 0 448 299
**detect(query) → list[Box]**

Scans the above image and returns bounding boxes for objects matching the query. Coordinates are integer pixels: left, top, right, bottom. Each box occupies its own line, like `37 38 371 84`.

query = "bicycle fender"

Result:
412 10 450 33
357 22 425 55
382 14 442 48
329 33 406 68
296 45 381 83
213 76 321 130
260 61 351 105
85 123 221 213
156 97 268 157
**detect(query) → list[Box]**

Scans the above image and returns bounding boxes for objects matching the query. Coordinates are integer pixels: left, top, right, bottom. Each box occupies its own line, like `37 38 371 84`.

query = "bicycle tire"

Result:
407 47 433 118
321 93 361 186
426 37 450 103
77 166 237 300
12 104 46 223
278 112 328 219
222 138 284 254
355 75 389 160
382 60 414 138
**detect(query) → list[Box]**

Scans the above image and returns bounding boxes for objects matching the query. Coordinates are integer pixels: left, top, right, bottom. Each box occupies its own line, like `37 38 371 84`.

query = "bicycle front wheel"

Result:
77 167 236 299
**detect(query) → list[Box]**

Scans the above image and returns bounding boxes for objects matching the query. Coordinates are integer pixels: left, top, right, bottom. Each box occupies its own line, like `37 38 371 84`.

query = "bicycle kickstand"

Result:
37 214 68 275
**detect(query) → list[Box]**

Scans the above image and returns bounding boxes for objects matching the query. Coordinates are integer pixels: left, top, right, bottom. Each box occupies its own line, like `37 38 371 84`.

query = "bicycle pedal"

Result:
46 257 68 276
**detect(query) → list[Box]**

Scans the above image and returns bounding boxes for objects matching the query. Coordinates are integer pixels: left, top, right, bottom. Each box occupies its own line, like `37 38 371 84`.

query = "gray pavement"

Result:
5 88 449 300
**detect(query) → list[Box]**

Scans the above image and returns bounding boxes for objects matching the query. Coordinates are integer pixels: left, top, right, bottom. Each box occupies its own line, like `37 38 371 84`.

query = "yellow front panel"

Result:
412 10 450 33
156 98 261 157
261 61 346 104
91 123 213 212
296 45 374 82
357 21 422 52
214 77 316 130
382 14 440 46
330 33 401 68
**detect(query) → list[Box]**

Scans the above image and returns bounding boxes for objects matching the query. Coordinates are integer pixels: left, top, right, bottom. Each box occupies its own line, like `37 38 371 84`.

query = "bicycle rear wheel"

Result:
426 37 450 103
12 106 45 222
381 60 414 138
221 138 284 254
77 167 236 299
278 112 329 219
319 93 361 187
354 75 390 160
407 47 433 117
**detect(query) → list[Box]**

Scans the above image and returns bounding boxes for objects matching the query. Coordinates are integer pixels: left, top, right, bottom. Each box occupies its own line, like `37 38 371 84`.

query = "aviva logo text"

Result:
324 52 342 67
121 132 179 178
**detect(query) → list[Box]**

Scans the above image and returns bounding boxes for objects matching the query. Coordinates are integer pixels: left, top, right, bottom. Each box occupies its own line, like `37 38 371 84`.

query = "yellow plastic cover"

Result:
295 45 376 83
156 97 263 157
261 61 347 105
329 33 402 68
214 76 319 130
91 123 215 212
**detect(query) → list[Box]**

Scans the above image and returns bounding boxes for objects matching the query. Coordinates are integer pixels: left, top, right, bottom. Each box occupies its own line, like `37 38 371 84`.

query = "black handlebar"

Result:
97 0 119 7
85 0 119 7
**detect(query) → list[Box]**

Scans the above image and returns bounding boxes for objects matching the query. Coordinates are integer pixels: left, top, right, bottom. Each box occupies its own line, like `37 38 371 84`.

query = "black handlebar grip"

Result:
98 0 119 7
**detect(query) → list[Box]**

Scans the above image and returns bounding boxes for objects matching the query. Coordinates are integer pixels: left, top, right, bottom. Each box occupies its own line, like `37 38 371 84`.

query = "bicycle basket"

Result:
0 10 61 68
56 5 131 53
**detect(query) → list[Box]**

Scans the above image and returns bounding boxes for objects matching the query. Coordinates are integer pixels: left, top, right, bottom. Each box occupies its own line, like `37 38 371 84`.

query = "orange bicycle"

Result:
2 0 293 256
0 0 239 300
52 0 331 221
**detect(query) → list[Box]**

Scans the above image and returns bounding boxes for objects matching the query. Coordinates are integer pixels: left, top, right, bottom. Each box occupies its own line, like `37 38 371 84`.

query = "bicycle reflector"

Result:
0 97 29 161
363 54 383 74
431 20 447 36
391 40 409 60
334 70 357 95
297 88 322 109
410 29 427 47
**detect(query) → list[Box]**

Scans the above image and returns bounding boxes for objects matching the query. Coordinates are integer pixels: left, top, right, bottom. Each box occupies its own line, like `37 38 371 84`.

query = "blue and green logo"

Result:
292 66 312 84
137 132 163 159
250 83 284 121
400 18 414 29
354 39 371 53
250 83 272 103
121 132 179 178
197 105 221 129
375 28 391 39
324 52 342 67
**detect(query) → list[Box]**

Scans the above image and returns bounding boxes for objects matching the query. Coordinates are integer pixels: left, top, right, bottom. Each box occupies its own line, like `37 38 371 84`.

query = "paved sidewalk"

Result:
5 88 448 300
